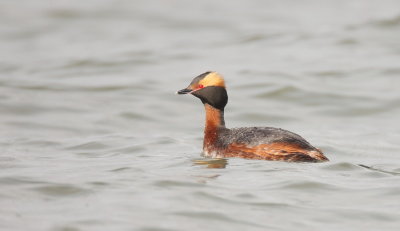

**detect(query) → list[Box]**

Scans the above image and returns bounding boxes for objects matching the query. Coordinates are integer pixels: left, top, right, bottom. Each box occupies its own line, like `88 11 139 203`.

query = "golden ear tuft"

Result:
199 72 226 88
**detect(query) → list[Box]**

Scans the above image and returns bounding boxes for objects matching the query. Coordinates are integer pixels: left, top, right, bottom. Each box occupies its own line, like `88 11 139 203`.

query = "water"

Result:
1 0 400 230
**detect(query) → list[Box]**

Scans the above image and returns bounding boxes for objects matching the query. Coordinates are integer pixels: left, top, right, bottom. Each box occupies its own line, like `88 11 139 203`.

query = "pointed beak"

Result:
176 88 192 95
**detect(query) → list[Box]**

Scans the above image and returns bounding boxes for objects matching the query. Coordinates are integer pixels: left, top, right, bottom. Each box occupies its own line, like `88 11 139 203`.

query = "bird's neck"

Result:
203 104 225 151
204 103 225 129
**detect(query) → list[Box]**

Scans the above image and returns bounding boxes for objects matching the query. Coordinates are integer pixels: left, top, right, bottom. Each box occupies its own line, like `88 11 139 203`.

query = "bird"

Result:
177 71 329 162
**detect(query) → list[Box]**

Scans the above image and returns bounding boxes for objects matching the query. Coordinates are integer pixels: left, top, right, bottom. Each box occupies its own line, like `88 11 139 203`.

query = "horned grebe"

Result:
177 71 329 162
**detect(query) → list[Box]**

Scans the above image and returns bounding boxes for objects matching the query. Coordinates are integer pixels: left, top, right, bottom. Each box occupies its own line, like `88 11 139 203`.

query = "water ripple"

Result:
153 180 206 189
66 141 109 151
32 184 92 197
174 211 265 228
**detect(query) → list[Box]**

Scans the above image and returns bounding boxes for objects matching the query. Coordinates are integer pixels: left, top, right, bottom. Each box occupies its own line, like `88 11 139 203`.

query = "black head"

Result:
177 71 228 110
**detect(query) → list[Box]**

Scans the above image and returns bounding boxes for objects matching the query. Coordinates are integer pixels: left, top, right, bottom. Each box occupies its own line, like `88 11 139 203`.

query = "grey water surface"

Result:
1 0 400 230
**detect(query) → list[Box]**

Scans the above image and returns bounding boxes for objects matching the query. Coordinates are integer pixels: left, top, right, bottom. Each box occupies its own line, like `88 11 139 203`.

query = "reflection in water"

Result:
193 174 221 184
193 158 228 169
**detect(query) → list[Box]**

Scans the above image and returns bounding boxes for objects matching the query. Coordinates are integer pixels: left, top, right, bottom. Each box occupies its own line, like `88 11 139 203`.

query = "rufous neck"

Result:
204 104 225 130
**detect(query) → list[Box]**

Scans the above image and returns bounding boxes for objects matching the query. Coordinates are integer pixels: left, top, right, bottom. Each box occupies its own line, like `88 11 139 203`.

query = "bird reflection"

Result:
193 158 228 169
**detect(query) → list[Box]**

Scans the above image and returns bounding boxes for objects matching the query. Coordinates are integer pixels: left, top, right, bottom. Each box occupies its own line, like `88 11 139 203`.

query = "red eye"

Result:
198 84 204 89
